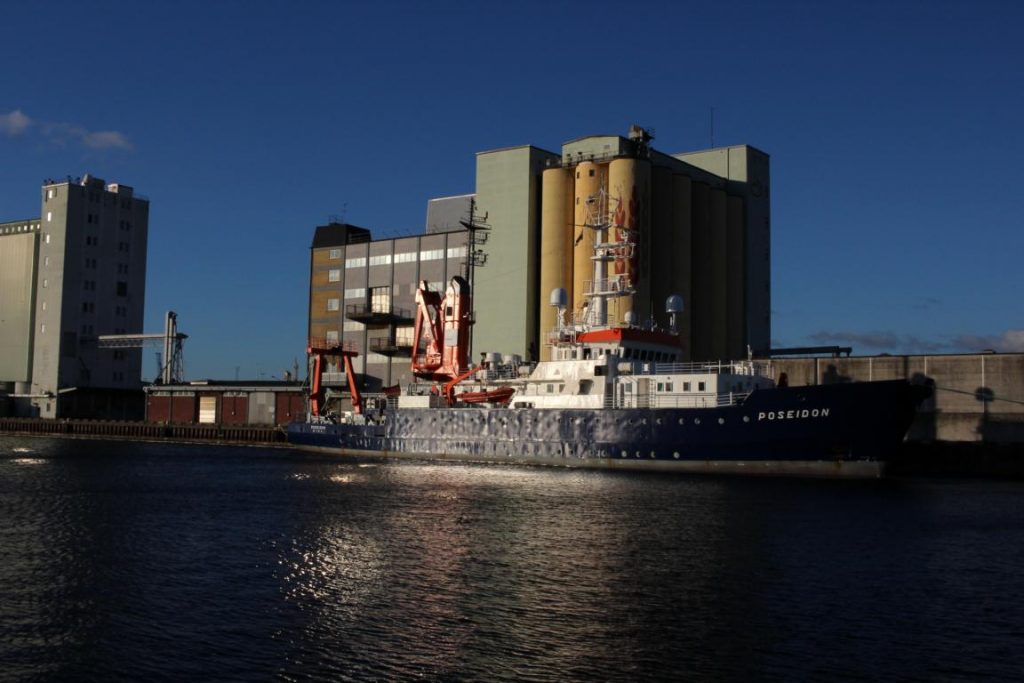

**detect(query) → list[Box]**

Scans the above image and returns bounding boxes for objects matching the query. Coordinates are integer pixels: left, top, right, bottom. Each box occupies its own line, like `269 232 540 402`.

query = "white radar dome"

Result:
666 294 685 314
549 288 568 308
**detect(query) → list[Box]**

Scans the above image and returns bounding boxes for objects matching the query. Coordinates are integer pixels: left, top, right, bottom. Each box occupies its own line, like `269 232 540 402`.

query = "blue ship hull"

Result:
287 380 929 477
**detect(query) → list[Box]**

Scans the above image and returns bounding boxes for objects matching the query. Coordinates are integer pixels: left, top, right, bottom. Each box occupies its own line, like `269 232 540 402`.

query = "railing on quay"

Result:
0 417 287 443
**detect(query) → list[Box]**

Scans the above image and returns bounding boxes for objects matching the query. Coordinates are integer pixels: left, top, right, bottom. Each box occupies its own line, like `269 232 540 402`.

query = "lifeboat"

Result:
455 386 515 405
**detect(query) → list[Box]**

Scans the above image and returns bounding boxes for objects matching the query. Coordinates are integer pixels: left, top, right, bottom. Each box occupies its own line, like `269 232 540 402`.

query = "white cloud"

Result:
957 330 1024 352
810 329 1024 354
2 110 133 151
82 130 133 151
1001 330 1024 352
0 109 32 136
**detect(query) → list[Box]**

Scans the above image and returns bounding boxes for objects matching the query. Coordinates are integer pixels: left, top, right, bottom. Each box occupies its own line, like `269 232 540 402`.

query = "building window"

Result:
419 248 444 261
370 286 390 313
395 326 414 345
40 324 46 334
46 211 52 222
447 246 467 258
325 330 339 343
328 269 341 282
329 248 341 259
116 281 128 296
345 256 366 269
46 189 55 199
344 287 366 300
327 298 340 311
394 251 417 264
698 381 706 392
368 254 391 266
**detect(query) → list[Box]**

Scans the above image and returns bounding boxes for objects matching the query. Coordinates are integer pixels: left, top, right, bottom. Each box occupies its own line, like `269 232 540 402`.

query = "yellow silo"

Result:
572 161 602 316
726 195 746 360
672 174 693 358
539 167 573 360
709 187 728 359
607 157 651 324
690 182 711 360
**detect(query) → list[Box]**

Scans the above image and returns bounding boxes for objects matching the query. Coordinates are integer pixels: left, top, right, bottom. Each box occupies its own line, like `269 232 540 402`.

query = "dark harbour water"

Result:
1 437 1022 682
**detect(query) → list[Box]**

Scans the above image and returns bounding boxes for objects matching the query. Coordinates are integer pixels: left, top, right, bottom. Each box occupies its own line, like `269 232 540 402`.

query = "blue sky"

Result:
2 0 1022 378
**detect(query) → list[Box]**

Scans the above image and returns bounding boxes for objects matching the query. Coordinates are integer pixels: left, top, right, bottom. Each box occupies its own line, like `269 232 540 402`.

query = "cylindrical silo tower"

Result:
607 157 651 325
539 167 573 360
572 161 602 317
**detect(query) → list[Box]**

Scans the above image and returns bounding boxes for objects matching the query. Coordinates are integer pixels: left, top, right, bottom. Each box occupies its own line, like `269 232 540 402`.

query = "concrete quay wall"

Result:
770 353 1024 443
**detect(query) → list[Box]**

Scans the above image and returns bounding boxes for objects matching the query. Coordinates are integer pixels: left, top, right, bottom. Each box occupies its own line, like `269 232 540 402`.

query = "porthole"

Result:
718 418 725 425
673 452 680 459
678 418 685 425
743 416 750 423
694 418 701 425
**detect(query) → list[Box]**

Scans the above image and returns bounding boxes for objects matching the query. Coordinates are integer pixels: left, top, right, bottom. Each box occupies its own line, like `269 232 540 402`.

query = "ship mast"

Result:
582 189 635 329
459 198 490 351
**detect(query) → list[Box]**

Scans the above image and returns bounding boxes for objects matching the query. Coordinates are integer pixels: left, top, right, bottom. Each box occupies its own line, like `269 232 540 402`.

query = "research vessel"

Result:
287 273 928 477
289 185 928 477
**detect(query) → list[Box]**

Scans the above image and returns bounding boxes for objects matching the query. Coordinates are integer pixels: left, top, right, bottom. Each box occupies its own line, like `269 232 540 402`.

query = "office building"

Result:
0 175 149 418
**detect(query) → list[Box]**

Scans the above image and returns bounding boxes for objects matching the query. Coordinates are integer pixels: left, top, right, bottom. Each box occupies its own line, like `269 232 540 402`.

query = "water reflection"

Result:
1 438 1022 681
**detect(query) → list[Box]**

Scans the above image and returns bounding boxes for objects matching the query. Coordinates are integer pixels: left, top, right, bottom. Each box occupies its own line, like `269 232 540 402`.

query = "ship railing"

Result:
651 361 773 378
480 363 527 380
604 391 752 409
583 276 634 298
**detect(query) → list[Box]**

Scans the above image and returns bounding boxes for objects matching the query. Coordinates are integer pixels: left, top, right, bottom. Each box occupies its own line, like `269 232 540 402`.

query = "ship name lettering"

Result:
757 408 830 421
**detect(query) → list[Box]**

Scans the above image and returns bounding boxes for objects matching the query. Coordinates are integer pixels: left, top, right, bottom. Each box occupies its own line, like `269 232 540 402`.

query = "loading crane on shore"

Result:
307 338 362 417
96 311 187 384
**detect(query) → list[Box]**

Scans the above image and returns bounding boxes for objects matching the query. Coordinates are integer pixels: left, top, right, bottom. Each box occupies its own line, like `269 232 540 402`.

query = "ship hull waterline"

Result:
287 380 927 478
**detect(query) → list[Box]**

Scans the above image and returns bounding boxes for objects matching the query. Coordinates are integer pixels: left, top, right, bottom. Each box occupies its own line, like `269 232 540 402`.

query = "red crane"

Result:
411 277 473 383
307 338 362 417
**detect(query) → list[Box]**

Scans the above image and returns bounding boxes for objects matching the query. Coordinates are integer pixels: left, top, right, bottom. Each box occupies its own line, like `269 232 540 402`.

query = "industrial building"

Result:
144 380 305 426
308 217 473 393
0 175 149 418
307 125 771 408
